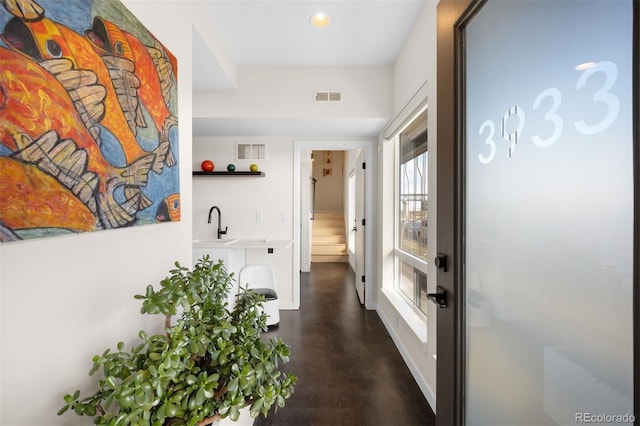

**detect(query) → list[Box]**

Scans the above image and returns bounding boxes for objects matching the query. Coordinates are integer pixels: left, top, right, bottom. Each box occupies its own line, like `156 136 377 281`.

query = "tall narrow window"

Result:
395 109 428 314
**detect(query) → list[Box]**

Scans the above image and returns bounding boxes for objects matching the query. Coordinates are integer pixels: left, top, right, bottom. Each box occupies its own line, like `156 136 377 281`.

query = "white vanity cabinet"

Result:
192 239 293 310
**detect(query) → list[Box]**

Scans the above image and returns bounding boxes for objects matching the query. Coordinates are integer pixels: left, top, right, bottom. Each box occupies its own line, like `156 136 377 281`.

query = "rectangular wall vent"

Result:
314 91 342 102
236 143 267 160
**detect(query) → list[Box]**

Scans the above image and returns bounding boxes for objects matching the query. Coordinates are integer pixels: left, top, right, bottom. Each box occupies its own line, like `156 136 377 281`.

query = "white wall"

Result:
0 2 193 425
194 65 392 120
374 0 438 411
312 150 344 212
192 137 293 241
392 2 436 119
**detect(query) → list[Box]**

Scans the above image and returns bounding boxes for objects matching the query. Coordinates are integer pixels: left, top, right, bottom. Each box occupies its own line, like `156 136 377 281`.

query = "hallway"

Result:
254 263 435 426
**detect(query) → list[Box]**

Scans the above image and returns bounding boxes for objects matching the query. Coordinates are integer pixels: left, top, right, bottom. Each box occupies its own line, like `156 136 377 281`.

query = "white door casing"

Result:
354 150 366 304
293 140 374 309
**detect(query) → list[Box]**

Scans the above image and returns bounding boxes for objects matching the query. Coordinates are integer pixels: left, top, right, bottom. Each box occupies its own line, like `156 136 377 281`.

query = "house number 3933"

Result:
477 61 620 164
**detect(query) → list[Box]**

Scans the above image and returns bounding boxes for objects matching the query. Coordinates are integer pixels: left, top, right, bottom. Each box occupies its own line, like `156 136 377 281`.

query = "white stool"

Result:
238 265 280 327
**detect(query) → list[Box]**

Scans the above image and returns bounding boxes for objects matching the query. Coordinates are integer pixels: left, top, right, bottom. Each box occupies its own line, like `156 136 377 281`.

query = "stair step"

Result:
313 235 346 244
311 212 347 263
311 254 348 263
312 244 348 255
312 219 344 228
314 212 343 220
312 225 345 236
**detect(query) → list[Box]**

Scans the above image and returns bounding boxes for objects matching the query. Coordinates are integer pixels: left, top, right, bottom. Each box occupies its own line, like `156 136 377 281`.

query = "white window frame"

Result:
393 107 429 318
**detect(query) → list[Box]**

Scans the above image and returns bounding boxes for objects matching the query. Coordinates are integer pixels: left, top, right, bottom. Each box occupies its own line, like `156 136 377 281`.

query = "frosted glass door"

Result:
464 1 634 424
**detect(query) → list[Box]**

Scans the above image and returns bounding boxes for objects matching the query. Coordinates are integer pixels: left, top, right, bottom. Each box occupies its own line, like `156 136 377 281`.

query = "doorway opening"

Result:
293 140 374 309
310 150 349 264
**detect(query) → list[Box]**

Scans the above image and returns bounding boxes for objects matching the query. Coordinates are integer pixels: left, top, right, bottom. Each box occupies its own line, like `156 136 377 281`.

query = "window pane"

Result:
398 260 429 316
416 269 428 315
398 110 428 261
398 260 414 301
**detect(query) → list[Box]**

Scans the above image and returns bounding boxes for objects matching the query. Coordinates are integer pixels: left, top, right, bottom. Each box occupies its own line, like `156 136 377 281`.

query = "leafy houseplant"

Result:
58 256 296 426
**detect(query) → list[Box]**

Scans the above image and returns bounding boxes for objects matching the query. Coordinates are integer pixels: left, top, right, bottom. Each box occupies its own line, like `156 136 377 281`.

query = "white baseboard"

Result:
376 307 437 413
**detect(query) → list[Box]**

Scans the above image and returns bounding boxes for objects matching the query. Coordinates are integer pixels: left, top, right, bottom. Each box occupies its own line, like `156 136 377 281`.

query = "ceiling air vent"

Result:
314 91 342 102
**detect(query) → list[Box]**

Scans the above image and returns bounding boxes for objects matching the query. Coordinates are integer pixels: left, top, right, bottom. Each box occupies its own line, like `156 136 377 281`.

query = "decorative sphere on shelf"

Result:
249 163 259 172
227 164 236 172
201 160 214 172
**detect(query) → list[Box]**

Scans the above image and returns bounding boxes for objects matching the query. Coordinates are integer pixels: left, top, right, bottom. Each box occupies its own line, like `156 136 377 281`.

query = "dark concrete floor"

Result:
254 262 435 426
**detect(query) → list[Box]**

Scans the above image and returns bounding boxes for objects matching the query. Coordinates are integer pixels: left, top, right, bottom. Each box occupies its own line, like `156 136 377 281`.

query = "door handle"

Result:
427 286 448 308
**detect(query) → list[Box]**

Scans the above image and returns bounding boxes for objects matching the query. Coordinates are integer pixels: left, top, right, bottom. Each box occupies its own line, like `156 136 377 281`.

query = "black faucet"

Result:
207 206 228 239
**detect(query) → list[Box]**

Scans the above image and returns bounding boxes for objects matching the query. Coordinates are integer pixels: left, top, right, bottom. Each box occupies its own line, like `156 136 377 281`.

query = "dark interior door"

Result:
436 0 639 424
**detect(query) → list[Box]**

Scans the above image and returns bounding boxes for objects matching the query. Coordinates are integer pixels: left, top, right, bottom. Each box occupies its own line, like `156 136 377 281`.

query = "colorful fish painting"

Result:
85 16 178 170
0 0 179 242
0 156 96 233
0 46 154 229
155 193 180 223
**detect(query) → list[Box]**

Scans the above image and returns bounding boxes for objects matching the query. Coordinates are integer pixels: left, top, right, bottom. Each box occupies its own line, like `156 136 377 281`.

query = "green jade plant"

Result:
58 256 296 426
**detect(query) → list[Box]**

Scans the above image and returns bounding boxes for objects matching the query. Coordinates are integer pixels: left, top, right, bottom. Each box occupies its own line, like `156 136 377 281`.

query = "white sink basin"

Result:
193 238 238 246
193 239 293 250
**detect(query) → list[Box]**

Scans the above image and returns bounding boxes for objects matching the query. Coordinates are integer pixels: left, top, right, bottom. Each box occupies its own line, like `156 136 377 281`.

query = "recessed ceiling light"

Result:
310 12 330 29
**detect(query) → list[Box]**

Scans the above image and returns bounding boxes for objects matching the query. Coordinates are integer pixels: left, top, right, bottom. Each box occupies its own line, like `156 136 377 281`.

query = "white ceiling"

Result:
192 0 427 138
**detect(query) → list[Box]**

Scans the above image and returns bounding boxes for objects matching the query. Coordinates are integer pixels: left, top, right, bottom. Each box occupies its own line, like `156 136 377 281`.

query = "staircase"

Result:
311 212 348 263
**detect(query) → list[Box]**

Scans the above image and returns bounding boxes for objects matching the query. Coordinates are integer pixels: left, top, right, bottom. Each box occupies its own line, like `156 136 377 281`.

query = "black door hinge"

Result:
362 162 366 170
361 218 366 226
361 275 366 283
